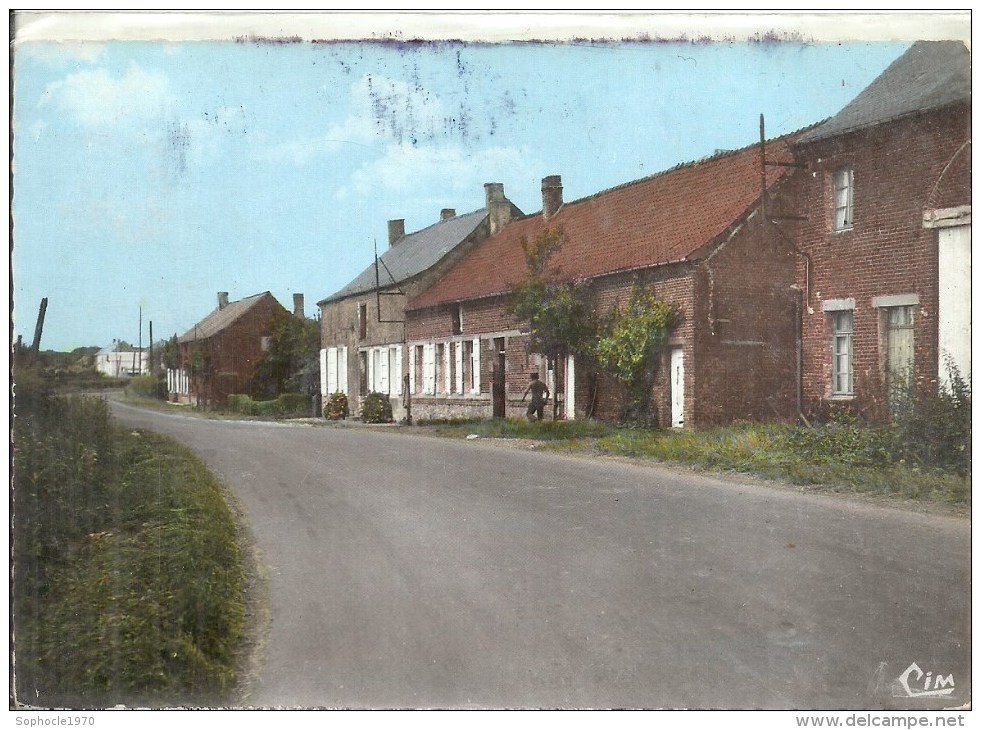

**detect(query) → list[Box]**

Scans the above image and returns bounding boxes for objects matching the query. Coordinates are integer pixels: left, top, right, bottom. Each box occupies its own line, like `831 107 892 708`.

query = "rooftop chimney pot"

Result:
440 208 456 221
542 175 563 220
387 219 406 247
293 293 304 318
484 182 512 235
218 292 229 310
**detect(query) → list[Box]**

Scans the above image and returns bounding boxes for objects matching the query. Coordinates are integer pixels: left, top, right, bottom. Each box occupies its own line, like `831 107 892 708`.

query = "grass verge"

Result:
418 418 970 506
13 394 245 708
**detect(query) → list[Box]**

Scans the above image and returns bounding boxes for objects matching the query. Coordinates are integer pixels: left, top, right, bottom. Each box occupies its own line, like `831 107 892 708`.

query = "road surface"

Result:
111 401 971 710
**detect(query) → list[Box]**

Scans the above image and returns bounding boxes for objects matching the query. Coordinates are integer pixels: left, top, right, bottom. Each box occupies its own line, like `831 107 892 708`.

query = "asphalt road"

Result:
111 401 971 710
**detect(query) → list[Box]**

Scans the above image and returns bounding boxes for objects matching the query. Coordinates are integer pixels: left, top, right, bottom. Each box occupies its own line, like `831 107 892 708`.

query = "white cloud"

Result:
336 142 542 201
39 62 171 128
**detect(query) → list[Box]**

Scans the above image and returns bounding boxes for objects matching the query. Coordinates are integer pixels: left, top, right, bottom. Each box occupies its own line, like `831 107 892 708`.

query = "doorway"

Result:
492 338 506 418
670 347 685 428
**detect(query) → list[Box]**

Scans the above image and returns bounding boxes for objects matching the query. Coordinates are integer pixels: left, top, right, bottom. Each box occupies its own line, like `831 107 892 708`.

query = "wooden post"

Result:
29 297 48 363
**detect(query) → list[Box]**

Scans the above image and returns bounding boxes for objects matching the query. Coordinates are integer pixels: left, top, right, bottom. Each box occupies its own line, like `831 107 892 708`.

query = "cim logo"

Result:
892 662 955 698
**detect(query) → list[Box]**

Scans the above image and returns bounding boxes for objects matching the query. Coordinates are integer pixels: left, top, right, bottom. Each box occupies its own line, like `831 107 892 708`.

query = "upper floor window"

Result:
358 303 368 340
834 166 854 231
452 305 463 335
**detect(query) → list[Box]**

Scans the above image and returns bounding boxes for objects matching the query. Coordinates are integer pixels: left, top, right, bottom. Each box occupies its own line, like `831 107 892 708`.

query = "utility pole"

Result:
29 297 48 365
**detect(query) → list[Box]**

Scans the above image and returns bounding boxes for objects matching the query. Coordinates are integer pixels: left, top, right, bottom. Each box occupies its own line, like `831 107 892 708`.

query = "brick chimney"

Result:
293 293 304 318
388 219 405 247
485 182 513 236
440 208 456 221
217 291 229 310
542 175 563 220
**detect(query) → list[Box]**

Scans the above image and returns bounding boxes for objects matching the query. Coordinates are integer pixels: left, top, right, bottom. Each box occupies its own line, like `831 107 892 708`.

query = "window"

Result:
452 305 463 335
831 310 854 396
358 303 368 340
261 336 272 352
885 305 915 408
435 343 446 394
412 345 424 394
834 167 854 231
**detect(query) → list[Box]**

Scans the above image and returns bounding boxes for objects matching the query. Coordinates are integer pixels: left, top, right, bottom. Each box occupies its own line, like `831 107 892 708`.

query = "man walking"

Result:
520 372 550 422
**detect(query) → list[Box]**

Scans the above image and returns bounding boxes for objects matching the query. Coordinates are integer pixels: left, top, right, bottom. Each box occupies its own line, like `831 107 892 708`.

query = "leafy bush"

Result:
324 392 349 420
361 392 393 424
276 392 310 415
889 363 971 475
227 394 259 415
784 410 894 469
125 374 167 400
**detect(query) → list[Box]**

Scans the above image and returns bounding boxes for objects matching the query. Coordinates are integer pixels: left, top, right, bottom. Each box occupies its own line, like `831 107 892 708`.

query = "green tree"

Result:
508 228 598 419
594 287 678 424
162 335 180 371
253 310 320 397
509 228 597 361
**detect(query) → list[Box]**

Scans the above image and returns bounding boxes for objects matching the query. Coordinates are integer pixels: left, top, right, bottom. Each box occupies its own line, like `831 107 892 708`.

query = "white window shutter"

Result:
425 343 436 395
455 342 464 394
443 343 452 394
320 349 328 395
380 347 390 394
326 347 338 393
339 346 348 393
471 338 481 393
408 345 416 394
393 347 403 396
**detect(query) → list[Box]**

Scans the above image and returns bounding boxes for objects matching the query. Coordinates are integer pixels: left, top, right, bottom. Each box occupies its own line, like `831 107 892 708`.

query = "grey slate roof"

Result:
798 41 971 145
318 208 488 304
177 292 273 343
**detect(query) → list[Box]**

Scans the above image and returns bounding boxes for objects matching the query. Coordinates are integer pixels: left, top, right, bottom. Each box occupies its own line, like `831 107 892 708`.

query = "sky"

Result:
10 11 970 352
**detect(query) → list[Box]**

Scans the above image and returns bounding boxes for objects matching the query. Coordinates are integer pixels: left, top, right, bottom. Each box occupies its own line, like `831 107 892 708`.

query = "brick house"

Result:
167 291 290 406
790 40 971 418
405 131 810 428
318 185 522 420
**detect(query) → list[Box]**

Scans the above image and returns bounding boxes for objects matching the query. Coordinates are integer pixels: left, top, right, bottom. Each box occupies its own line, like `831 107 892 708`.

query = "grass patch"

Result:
13 392 245 708
417 417 969 506
422 417 618 441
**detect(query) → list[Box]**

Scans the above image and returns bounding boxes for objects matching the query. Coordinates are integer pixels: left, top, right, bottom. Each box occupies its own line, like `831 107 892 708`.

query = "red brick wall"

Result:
584 265 695 425
692 215 800 426
793 105 971 417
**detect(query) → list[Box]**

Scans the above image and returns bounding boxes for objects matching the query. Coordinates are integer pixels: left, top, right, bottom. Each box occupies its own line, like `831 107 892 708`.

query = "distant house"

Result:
405 132 810 428
167 291 289 406
791 40 971 417
318 184 522 420
96 341 149 377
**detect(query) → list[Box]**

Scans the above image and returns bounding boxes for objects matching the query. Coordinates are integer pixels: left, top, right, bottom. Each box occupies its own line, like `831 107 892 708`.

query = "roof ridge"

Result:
542 122 821 212
390 206 486 245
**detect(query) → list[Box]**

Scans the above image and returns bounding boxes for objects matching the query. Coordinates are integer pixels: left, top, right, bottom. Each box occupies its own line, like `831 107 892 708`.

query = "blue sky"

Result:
11 12 962 351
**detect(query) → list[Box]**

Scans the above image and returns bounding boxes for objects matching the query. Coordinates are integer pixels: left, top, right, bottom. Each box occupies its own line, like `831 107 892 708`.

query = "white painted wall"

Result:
937 222 971 389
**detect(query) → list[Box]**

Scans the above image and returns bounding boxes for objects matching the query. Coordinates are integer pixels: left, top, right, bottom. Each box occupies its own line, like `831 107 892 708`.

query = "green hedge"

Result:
125 374 167 400
227 392 311 418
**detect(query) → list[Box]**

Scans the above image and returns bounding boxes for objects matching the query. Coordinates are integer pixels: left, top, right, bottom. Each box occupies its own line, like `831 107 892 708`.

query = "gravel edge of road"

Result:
220 480 272 708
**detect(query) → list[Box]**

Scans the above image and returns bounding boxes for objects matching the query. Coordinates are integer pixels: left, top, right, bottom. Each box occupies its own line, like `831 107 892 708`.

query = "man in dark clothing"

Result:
520 372 550 421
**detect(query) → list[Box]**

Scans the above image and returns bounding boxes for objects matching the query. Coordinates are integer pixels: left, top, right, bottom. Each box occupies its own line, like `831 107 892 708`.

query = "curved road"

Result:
111 401 970 710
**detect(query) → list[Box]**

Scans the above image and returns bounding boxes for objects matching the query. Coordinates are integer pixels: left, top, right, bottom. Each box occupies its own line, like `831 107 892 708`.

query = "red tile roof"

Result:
408 132 802 311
